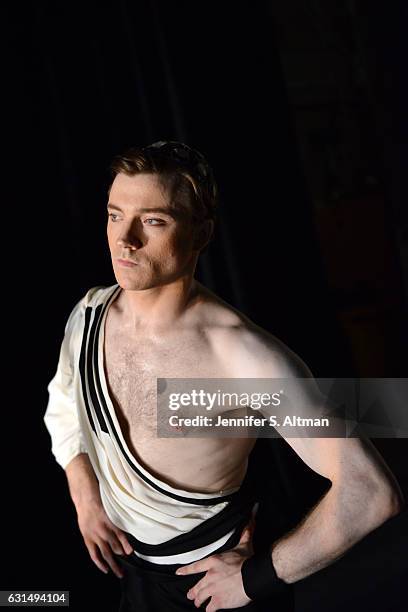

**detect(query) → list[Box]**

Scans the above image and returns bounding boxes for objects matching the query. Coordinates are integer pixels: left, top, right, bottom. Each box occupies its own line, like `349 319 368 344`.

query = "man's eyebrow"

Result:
107 203 123 212
139 207 176 217
107 203 178 218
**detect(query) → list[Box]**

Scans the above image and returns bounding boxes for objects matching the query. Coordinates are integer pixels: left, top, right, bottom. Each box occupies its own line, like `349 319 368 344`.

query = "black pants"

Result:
114 552 261 612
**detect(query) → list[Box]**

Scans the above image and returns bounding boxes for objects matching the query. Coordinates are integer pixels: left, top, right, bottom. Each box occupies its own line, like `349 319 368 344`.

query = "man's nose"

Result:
116 226 143 249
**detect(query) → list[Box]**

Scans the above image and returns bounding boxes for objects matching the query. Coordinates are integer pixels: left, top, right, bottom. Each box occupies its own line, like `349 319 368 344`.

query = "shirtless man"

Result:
43 141 404 612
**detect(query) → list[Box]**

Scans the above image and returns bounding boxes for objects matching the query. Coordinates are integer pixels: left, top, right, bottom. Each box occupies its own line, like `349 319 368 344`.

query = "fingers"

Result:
185 574 208 603
113 529 134 555
86 537 125 579
99 541 124 579
187 583 213 607
176 556 213 576
78 507 133 577
188 582 220 611
106 521 134 556
87 542 109 575
107 534 126 556
190 587 213 608
206 599 219 612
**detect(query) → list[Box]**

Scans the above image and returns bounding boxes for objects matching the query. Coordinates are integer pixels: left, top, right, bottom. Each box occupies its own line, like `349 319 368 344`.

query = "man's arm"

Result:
43 294 89 470
176 329 404 610
64 451 133 578
43 289 133 578
65 452 101 511
262 348 405 583
270 436 404 583
177 434 404 610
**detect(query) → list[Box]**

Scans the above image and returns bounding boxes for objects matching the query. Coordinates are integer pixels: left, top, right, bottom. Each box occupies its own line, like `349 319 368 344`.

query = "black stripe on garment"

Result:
91 286 241 507
85 305 109 433
121 526 246 578
78 306 96 434
121 485 256 557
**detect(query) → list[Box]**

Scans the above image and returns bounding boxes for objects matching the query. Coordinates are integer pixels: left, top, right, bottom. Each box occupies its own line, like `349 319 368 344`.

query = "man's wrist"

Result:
65 453 101 511
73 491 102 512
241 547 289 601
68 479 102 514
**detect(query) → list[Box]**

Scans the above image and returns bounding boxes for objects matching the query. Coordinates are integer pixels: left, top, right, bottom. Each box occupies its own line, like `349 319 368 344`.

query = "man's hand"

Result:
76 500 134 579
175 517 255 611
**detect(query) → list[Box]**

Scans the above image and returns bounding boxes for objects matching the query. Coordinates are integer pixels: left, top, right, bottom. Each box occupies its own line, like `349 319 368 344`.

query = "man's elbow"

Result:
372 476 405 524
385 483 405 518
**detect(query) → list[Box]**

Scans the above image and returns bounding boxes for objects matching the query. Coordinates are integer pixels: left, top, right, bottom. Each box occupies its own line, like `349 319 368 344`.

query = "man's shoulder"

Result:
82 283 118 308
204 292 311 378
223 319 306 377
65 283 118 328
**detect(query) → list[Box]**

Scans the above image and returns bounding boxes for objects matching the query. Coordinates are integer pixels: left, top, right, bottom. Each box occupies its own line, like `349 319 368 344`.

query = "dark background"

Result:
3 1 407 611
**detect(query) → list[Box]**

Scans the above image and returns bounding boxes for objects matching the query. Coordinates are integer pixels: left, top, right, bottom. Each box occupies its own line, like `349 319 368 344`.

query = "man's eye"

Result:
145 218 165 225
108 213 119 222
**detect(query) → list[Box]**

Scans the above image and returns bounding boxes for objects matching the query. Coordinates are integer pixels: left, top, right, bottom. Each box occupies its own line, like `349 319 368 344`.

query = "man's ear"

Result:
193 219 214 251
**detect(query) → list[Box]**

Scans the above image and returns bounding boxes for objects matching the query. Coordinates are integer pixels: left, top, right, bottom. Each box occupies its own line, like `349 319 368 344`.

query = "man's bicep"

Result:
43 294 88 470
255 344 393 485
277 435 384 483
246 331 403 511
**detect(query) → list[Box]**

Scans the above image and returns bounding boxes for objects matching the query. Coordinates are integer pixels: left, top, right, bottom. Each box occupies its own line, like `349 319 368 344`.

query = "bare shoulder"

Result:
197 283 312 378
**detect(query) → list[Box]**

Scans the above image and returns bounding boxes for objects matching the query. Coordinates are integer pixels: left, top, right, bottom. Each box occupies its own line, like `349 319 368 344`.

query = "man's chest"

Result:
103 318 229 435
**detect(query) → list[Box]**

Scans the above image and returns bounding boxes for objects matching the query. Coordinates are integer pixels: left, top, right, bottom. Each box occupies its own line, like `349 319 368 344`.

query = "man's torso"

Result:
102 283 278 494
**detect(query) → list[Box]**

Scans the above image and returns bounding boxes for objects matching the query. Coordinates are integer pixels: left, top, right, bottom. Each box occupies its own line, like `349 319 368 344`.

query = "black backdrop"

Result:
3 1 407 611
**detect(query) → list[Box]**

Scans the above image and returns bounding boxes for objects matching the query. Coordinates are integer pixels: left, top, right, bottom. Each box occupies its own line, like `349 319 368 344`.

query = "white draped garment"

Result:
43 284 256 564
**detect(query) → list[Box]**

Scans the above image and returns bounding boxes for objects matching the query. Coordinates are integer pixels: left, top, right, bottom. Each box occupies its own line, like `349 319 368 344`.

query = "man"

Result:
43 141 403 612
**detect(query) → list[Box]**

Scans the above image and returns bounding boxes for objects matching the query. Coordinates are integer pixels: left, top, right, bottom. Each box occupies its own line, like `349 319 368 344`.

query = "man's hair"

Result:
108 140 218 247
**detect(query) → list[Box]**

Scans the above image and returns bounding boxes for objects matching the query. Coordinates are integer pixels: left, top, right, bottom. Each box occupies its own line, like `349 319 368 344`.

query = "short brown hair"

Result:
108 141 218 245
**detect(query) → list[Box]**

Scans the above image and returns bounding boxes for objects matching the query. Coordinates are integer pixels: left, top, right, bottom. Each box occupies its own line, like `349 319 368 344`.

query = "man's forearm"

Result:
271 476 403 584
65 452 101 513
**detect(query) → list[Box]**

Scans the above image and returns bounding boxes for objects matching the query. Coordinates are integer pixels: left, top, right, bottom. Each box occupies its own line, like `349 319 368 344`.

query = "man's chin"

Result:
114 273 159 291
116 279 149 290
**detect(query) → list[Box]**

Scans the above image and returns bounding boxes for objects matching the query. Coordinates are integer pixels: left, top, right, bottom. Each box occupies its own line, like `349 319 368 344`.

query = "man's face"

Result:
107 172 198 291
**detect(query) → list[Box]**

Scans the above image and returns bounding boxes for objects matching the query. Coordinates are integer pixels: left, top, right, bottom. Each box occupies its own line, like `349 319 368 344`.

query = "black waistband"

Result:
123 467 257 557
116 516 250 581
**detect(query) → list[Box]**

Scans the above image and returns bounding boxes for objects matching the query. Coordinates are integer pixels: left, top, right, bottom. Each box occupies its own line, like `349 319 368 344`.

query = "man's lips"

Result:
117 258 138 267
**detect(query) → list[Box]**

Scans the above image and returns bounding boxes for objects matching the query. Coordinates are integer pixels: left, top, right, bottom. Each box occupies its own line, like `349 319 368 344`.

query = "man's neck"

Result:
118 276 205 333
